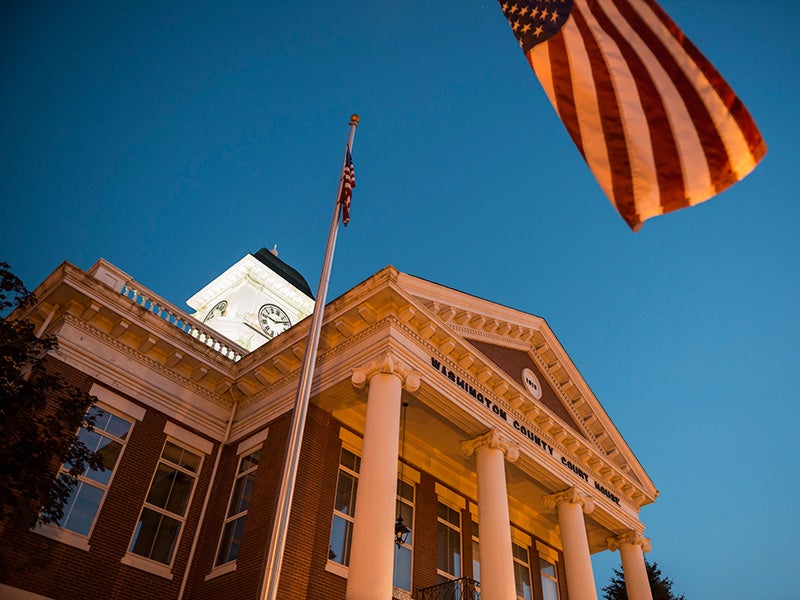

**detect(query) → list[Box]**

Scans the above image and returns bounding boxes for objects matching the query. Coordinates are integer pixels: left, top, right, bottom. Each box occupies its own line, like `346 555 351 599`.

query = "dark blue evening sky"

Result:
2 2 798 598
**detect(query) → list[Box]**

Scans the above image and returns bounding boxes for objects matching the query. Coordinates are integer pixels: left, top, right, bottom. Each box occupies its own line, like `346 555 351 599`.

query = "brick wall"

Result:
0 356 220 600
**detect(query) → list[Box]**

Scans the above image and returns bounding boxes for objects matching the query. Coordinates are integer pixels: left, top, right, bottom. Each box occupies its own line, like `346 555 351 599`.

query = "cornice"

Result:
60 313 232 409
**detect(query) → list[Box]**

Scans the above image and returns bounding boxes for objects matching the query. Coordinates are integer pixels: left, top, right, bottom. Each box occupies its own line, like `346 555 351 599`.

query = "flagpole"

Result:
259 114 359 600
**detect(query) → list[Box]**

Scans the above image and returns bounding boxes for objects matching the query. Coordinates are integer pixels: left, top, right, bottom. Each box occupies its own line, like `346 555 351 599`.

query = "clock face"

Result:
258 304 291 339
203 300 228 323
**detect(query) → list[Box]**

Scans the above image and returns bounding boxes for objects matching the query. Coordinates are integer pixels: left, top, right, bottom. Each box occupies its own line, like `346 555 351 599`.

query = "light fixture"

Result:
394 515 411 547
394 401 410 547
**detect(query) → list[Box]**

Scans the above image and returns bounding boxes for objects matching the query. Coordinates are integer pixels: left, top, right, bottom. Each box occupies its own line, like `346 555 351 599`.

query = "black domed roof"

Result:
252 247 314 300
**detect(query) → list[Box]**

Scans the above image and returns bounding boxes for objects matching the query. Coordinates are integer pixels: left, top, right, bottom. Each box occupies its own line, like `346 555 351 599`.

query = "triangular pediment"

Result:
394 272 656 500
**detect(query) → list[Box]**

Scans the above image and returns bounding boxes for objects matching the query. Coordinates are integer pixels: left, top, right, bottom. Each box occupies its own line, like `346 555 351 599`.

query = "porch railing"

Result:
415 578 480 600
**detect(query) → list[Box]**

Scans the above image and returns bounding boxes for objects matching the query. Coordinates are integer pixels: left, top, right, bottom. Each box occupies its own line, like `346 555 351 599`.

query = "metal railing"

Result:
416 578 480 600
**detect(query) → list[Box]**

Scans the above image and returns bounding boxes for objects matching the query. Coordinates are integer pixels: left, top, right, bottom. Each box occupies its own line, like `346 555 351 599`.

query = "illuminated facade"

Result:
0 249 658 600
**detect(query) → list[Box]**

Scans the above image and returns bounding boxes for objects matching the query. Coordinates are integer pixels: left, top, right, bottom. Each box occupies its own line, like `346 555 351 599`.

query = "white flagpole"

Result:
259 114 359 600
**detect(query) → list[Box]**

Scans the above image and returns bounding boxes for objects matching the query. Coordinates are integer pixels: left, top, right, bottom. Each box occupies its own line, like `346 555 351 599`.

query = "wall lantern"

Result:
394 401 410 547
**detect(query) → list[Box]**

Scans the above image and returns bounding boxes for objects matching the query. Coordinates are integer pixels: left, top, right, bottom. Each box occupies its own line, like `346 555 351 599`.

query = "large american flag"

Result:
498 0 766 230
340 147 356 226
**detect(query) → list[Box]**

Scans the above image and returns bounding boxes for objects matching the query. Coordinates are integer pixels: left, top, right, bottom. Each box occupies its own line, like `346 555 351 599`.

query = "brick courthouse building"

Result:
0 249 658 600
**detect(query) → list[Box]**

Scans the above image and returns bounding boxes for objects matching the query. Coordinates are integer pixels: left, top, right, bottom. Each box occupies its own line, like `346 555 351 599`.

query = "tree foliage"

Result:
0 262 103 528
602 559 686 600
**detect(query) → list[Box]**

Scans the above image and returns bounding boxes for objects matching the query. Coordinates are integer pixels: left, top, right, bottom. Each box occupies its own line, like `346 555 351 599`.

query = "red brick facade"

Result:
1 356 570 599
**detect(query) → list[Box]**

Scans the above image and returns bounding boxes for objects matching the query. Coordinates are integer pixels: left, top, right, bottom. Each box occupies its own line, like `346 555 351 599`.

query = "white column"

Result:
608 531 653 600
346 352 420 600
461 430 520 600
543 487 598 600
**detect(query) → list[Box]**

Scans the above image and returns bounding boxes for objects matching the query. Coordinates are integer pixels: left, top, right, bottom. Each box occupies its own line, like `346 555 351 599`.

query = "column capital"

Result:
351 350 421 392
607 530 652 553
543 486 595 514
461 429 520 462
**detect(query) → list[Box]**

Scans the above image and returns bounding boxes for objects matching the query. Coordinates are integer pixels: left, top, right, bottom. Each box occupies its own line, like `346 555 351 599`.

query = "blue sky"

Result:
2 1 798 598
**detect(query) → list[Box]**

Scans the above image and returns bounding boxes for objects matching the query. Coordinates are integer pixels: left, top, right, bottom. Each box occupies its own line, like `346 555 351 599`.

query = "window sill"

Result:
325 560 349 579
205 561 237 581
120 553 174 580
31 523 91 552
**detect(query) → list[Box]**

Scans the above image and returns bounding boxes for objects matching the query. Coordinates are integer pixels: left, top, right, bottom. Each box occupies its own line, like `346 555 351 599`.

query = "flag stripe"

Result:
589 0 689 215
611 0 729 200
570 8 641 225
641 0 766 167
504 0 766 230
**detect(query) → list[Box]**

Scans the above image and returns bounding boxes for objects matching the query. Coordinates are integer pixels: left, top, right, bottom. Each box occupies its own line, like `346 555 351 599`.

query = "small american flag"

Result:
340 147 356 226
498 0 766 230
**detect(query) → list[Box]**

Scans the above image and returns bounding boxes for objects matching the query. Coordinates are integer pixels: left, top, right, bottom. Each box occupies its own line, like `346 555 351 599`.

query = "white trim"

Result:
236 427 269 455
89 383 146 421
325 560 349 579
398 461 420 485
163 421 213 455
536 541 559 563
120 553 174 579
511 527 532 548
0 584 55 599
30 523 90 551
205 560 237 581
435 483 466 510
339 427 362 453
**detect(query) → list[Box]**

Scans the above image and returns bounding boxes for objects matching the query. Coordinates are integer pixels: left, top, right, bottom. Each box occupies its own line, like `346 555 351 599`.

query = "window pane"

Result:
162 442 200 472
540 558 556 578
216 515 246 565
437 503 459 527
164 470 195 516
395 500 414 545
58 481 104 535
472 539 481 583
104 414 132 440
513 542 528 562
515 561 533 600
542 577 559 600
334 471 358 516
541 558 559 600
329 515 352 565
397 478 414 502
227 472 256 517
130 508 181 564
393 545 412 590
162 442 184 465
340 448 360 473
86 437 123 484
437 521 461 578
146 464 176 508
239 449 261 473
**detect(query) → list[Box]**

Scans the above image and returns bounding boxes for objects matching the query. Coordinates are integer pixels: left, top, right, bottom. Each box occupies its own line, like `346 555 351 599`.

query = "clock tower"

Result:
186 247 315 353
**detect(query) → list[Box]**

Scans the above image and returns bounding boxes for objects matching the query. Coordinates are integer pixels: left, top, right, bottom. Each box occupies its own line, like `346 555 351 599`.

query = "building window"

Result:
471 519 480 584
513 542 533 600
129 441 202 565
329 447 360 566
437 501 462 581
393 478 415 591
215 447 261 566
540 557 560 600
56 405 133 536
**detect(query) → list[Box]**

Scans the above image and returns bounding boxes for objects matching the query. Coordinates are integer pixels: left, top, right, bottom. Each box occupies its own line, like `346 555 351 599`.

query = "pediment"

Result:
395 272 656 499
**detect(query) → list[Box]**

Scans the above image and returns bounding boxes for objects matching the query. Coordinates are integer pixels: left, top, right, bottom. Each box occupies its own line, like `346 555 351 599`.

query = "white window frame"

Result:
392 470 417 593
327 445 361 573
512 540 533 600
210 435 265 572
436 500 463 582
34 399 138 551
122 437 204 578
537 545 560 600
